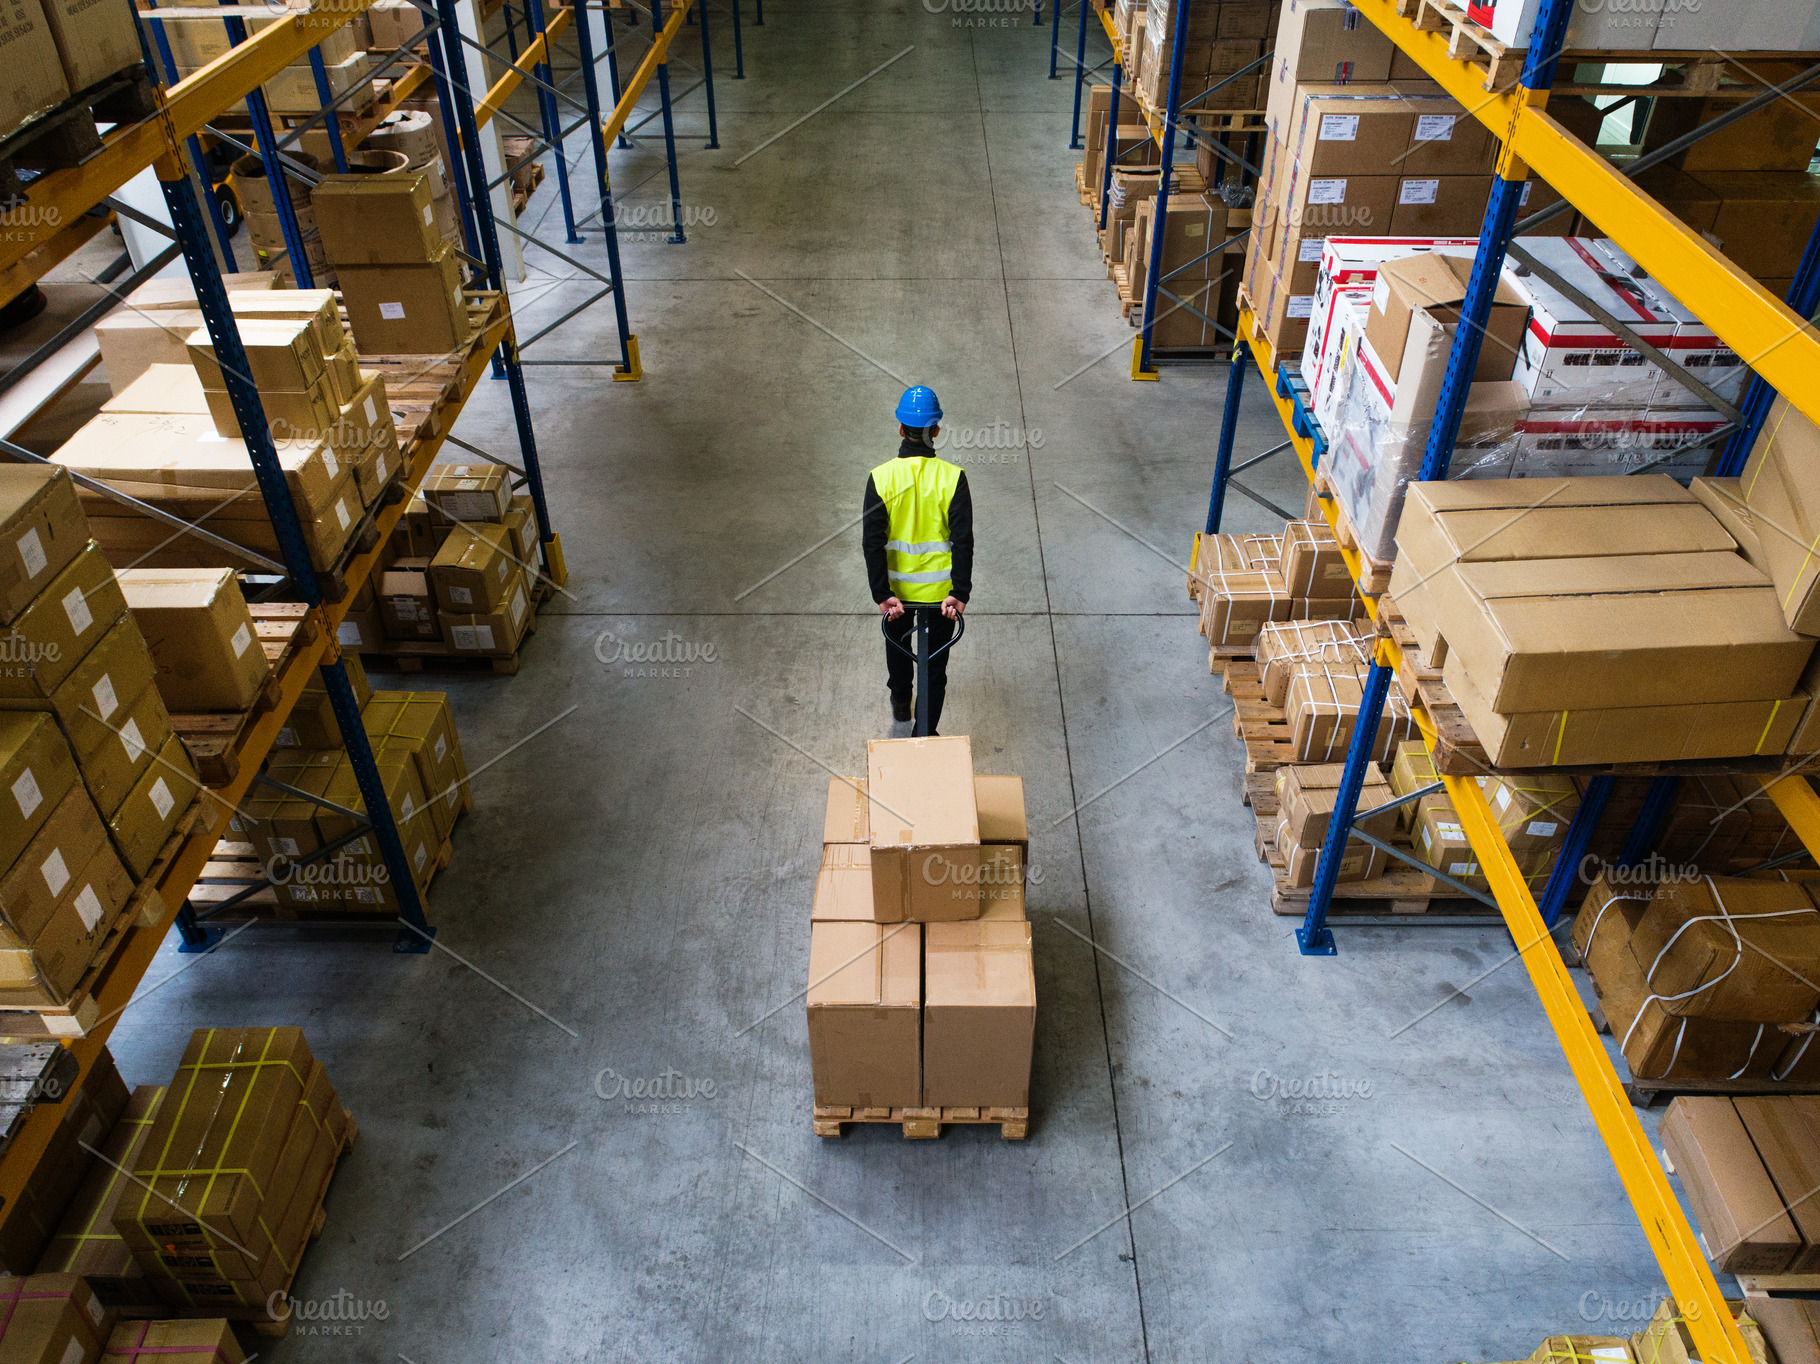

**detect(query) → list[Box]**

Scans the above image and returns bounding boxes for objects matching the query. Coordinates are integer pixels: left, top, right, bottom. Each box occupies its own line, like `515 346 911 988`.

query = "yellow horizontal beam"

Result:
1764 771 1820 862
1099 7 1120 60
1344 0 1820 434
0 1 372 277
475 3 572 129
600 0 691 145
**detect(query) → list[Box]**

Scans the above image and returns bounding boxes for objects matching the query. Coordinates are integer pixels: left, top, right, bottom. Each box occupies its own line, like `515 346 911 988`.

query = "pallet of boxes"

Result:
0 468 205 1037
14 1027 355 1341
1190 518 1364 670
809 737 1033 1140
59 289 401 586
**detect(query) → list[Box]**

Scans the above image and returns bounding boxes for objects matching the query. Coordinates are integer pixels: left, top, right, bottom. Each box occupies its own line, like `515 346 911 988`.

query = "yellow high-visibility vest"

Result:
871 455 961 603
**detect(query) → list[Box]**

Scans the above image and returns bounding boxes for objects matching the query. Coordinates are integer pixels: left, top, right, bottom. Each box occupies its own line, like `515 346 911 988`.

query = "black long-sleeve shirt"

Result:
861 440 973 604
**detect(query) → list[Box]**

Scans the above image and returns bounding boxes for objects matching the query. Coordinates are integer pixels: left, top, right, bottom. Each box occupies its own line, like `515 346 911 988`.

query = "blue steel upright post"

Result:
217 9 313 287
603 1 633 146
153 159 436 952
1068 0 1089 148
526 0 583 243
570 0 639 375
1133 0 1191 379
1537 775 1613 929
730 0 744 77
435 0 565 574
698 0 720 148
1049 0 1062 77
424 22 485 263
1205 341 1247 534
306 49 351 172
1618 778 1680 868
654 0 687 243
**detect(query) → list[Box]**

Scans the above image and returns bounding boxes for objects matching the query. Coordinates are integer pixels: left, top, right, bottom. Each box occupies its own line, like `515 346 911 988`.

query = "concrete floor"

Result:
104 4 1683 1360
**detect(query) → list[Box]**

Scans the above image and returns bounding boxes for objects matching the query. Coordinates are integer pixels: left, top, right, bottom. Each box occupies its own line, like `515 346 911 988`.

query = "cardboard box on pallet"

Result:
37 1085 167 1305
0 1048 126 1273
1660 1097 1801 1274
1474 772 1578 854
274 653 369 751
0 782 108 948
1197 567 1292 647
1733 1097 1820 1273
1280 520 1350 598
1281 661 1418 764
1628 877 1820 1022
866 737 986 924
0 1272 113 1362
422 465 510 524
0 542 126 700
311 751 439 897
439 567 530 659
335 245 471 354
0 0 71 136
365 691 465 840
107 732 199 879
1595 938 1780 1084
0 466 88 626
0 711 79 875
1387 741 1450 835
1272 811 1375 888
1274 762 1392 851
118 569 270 713
806 920 921 1108
1257 621 1369 707
1363 254 1525 386
312 173 443 266
0 839 132 1007
429 524 517 614
102 1320 246 1364
1741 395 1820 637
923 919 1035 1108
379 558 439 641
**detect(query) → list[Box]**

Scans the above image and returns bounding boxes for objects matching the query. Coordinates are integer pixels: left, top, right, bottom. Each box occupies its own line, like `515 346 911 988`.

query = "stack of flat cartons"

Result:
1384 743 1576 894
1740 395 1820 645
1077 84 1161 207
93 273 277 393
0 471 199 1009
117 1027 350 1312
100 1319 247 1362
1136 0 1274 114
0 1272 114 1360
1660 1095 1820 1272
164 14 371 116
1191 521 1363 655
1269 762 1391 887
36 1084 166 1305
808 738 1035 1117
313 172 473 355
1573 872 1820 1082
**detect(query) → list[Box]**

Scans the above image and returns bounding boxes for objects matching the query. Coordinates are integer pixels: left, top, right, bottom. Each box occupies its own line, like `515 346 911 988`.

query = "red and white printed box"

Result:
1301 236 1479 376
1507 408 1729 480
1508 237 1677 406
1303 285 1372 417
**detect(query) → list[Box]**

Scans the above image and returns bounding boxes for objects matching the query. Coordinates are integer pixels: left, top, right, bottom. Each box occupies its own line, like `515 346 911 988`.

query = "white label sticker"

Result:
73 884 103 932
1526 820 1559 837
457 479 479 490
414 841 428 872
423 204 435 225
337 621 364 647
276 726 297 747
121 717 145 763
1495 786 1511 810
509 584 525 625
92 673 117 721
149 777 174 820
60 1334 85 1364
402 794 416 821
62 585 93 637
375 453 389 482
495 559 508 581
231 622 253 657
1447 861 1478 875
365 395 378 424
1371 276 1390 313
1520 181 1533 205
475 625 495 651
451 625 476 651
379 302 407 319
40 847 68 898
337 498 352 531
16 527 46 579
449 585 473 606
15 769 47 820
1318 113 1359 141
1307 178 1347 205
1399 178 1440 205
1286 295 1313 319
1414 113 1456 141
1297 238 1325 263
322 447 339 481
434 733 447 763
276 836 300 856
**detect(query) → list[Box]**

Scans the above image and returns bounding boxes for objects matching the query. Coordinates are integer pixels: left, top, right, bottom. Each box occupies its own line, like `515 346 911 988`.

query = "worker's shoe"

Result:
891 694 913 723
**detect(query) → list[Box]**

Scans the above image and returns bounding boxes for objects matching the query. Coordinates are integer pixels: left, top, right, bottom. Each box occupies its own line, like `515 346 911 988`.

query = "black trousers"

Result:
884 609 956 732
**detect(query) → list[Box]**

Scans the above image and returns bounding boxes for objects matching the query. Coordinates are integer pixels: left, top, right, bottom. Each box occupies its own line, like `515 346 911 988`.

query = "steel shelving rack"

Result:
1191 0 1820 1357
0 0 568 1249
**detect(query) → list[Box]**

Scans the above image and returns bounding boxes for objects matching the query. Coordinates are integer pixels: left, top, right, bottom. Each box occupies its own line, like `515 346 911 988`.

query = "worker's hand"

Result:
880 597 905 620
941 596 965 620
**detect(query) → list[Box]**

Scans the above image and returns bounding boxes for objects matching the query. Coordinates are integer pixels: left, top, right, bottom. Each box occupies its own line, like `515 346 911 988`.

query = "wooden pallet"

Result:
1398 0 1524 86
187 826 463 922
510 161 546 214
0 797 208 1041
358 579 549 677
1207 642 1256 676
170 604 320 787
1224 661 1299 773
814 1104 1028 1140
0 66 158 195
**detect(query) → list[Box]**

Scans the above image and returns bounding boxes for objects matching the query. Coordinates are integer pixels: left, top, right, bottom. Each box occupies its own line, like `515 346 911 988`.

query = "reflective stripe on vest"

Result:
871 455 961 603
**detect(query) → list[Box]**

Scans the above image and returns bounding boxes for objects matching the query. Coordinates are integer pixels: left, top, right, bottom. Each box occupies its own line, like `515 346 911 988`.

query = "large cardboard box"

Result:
364 690 463 836
429 524 516 614
823 776 870 845
118 569 270 712
1475 772 1577 853
866 737 985 923
0 542 126 699
1443 651 1808 767
378 559 439 641
6 612 157 758
421 464 510 524
1282 662 1418 764
1363 253 1524 386
1389 174 1493 237
1741 396 1820 637
1571 868 1654 985
923 919 1036 1108
0 840 131 1006
975 775 1027 860
0 467 87 627
1275 761 1392 850
39 0 140 93
335 246 470 354
1431 551 1813 713
1262 0 1395 134
0 782 107 947
37 1085 166 1306
1661 1097 1801 1274
1734 1097 1820 1272
68 682 166 821
0 0 71 135
101 1319 246 1364
185 320 325 396
0 711 77 874
1198 567 1292 647
1598 943 1777 1083
1280 520 1351 598
106 732 198 878
312 172 442 265
438 577 530 659
1630 878 1820 1021
1387 739 1450 834
1258 621 1368 708
0 1272 113 1362
806 921 920 1107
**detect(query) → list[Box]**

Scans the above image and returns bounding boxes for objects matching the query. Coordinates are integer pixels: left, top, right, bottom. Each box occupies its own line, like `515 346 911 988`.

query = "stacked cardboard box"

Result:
0 470 199 1009
1269 762 1391 887
116 1027 349 1310
1191 521 1362 652
313 172 473 355
808 740 1035 1112
271 650 370 751
1573 872 1820 1082
1254 619 1370 706
1650 774 1805 875
93 273 277 394
1660 1095 1820 1273
0 1272 114 1360
164 14 372 115
100 1320 247 1363
1383 743 1576 894
1127 191 1231 347
1390 476 1820 767
1741 395 1820 640
1135 0 1274 114
117 569 272 714
36 1084 166 1305
0 1048 127 1273
236 685 468 914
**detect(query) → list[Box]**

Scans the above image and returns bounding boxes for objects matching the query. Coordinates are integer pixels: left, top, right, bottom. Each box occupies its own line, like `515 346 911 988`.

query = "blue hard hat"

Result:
895 385 943 427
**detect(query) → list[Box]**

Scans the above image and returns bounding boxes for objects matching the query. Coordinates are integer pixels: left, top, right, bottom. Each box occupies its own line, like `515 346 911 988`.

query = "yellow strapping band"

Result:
1757 699 1784 754
1551 711 1570 767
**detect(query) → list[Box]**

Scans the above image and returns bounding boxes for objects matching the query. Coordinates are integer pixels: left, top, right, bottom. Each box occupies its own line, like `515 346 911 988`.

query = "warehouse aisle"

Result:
112 5 1672 1360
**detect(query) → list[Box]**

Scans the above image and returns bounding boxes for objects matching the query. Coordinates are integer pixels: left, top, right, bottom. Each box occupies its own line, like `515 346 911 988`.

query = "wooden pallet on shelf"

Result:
170 604 320 787
1224 660 1299 773
1583 1002 1820 1108
187 820 465 922
0 66 158 195
358 579 551 677
814 1104 1028 1140
0 797 209 1041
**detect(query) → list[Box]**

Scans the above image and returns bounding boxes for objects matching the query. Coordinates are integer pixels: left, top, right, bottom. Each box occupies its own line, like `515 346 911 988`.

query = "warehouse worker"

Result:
862 385 973 732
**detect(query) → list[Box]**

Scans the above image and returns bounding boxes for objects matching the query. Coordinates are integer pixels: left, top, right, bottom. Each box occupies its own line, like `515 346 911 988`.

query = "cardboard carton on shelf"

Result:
117 569 271 713
379 559 440 641
1475 773 1577 854
101 1319 246 1363
866 736 986 923
806 920 921 1108
1741 396 1820 637
0 782 109 949
1733 1097 1820 1273
0 711 79 874
53 674 165 823
0 838 132 1007
106 732 199 879
1197 566 1292 647
1257 621 1369 709
1363 253 1525 387
1596 936 1779 1083
1274 811 1378 888
0 1272 113 1361
1628 877 1820 1022
0 0 71 137
0 467 88 627
428 524 517 615
1274 761 1392 851
1660 1096 1801 1274
439 568 530 658
0 542 127 700
312 172 443 266
922 919 1036 1108
0 1048 126 1273
335 245 471 354
1280 661 1418 764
